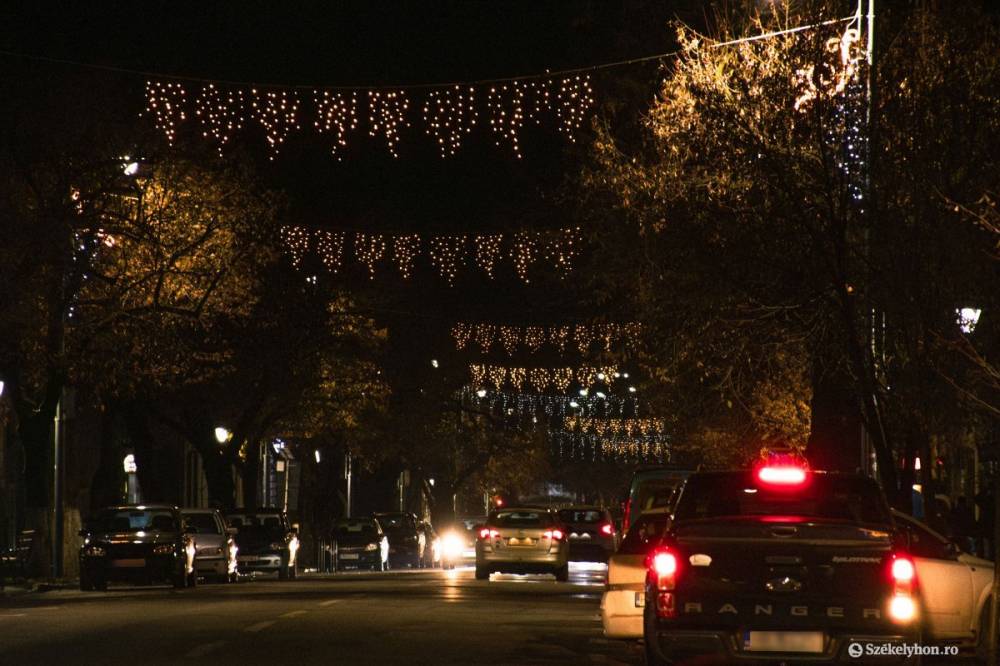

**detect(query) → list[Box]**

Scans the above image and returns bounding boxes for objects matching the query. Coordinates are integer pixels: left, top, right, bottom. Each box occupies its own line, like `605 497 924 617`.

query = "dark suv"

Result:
373 512 423 568
226 508 300 580
79 504 197 590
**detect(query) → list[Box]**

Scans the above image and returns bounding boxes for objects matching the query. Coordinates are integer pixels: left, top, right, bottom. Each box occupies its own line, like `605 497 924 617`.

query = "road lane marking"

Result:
319 599 341 606
185 641 226 658
0 614 27 618
244 621 276 633
280 610 307 618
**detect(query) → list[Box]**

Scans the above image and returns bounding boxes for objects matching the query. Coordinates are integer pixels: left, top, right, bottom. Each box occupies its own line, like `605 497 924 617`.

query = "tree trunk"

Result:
201 446 236 509
806 354 865 473
89 406 123 511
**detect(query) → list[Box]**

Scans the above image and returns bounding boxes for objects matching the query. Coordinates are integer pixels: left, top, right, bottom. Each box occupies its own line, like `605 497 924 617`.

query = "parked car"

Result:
601 507 673 639
373 512 424 568
225 508 300 580
558 506 618 562
475 507 569 581
79 504 197 591
182 508 238 583
892 509 995 657
333 517 389 571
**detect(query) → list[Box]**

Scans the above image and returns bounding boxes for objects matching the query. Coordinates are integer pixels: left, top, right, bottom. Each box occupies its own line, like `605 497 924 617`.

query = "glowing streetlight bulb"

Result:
214 427 231 444
958 307 982 334
476 389 487 398
431 359 439 368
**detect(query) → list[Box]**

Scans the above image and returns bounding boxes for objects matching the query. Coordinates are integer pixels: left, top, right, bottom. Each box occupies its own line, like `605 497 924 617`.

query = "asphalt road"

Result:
0 564 641 666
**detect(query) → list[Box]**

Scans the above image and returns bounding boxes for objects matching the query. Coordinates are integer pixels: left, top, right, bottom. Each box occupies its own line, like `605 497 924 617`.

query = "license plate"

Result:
111 558 145 568
508 538 534 546
634 592 645 608
240 555 259 562
744 631 824 653
340 553 358 560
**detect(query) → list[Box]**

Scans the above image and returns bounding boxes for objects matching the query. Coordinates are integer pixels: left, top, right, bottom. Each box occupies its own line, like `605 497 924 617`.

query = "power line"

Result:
0 16 854 90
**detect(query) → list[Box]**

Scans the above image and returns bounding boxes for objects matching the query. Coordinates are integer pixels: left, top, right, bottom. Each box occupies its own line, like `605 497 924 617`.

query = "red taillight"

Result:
544 529 564 541
600 523 614 536
478 527 499 540
887 554 917 623
891 557 915 583
646 546 679 618
652 551 677 577
756 465 808 486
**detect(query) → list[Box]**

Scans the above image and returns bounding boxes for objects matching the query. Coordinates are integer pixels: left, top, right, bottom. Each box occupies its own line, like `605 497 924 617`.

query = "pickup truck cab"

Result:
644 465 921 664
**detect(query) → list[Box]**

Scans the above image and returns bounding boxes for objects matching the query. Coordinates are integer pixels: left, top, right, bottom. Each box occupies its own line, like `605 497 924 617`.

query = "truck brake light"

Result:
756 465 808 486
600 523 614 536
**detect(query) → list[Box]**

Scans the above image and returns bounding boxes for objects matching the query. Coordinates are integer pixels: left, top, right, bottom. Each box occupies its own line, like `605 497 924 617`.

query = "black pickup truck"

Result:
643 467 921 664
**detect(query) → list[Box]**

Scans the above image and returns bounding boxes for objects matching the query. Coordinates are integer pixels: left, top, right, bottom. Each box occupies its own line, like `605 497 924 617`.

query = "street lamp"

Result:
214 427 231 444
476 389 487 398
958 307 982 334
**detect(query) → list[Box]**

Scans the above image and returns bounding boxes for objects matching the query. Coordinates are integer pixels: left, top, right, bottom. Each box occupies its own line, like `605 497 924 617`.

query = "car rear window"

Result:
493 511 552 527
620 514 671 554
673 473 892 525
227 513 283 529
97 509 177 533
558 510 604 523
336 521 378 536
183 513 220 534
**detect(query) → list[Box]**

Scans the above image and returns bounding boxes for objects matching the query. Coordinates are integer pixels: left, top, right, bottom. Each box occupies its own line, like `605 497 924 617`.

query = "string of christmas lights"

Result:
452 321 641 355
549 430 670 463
458 386 646 419
279 225 583 284
469 364 619 391
143 75 594 159
562 416 666 437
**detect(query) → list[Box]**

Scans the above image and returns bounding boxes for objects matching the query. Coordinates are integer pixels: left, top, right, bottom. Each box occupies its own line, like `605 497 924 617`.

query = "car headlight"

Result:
269 542 286 551
153 544 175 555
365 542 378 551
83 545 106 557
442 533 464 558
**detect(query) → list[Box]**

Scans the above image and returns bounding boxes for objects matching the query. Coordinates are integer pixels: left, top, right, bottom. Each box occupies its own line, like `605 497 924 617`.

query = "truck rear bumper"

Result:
651 629 921 664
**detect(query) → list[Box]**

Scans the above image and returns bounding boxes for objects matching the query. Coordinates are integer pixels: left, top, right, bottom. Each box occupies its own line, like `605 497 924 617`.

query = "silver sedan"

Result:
475 507 569 581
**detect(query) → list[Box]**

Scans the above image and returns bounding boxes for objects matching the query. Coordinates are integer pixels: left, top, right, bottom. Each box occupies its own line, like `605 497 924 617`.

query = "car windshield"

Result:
96 509 178 533
493 510 551 527
673 473 892 525
374 515 412 530
183 513 221 534
336 521 378 537
619 514 671 554
558 510 604 524
227 513 284 530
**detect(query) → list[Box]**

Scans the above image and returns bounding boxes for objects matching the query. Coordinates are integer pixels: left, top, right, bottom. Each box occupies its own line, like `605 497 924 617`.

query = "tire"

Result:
554 564 569 582
475 565 489 580
644 606 670 666
288 561 297 580
172 570 187 589
229 571 238 584
278 564 289 581
187 569 198 588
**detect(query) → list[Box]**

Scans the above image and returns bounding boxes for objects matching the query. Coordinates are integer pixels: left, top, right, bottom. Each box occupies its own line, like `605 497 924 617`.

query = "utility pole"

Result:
51 397 63 579
344 450 352 517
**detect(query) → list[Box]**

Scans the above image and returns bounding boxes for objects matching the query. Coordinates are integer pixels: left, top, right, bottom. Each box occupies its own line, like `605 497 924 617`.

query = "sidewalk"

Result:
1 578 76 598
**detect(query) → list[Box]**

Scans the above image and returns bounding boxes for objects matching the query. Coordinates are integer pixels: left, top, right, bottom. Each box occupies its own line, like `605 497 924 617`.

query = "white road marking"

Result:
0 614 27 618
184 640 226 658
244 620 276 633
318 599 341 606
279 610 307 618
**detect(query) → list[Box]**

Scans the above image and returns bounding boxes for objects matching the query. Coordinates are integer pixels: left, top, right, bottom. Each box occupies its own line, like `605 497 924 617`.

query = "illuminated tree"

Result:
582 1 1000 497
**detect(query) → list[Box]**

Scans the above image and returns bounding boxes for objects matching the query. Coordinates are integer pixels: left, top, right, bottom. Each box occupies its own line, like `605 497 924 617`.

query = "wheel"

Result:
475 565 489 580
554 564 569 582
187 569 198 588
644 605 670 666
172 571 187 589
288 561 297 580
278 564 289 581
228 571 238 584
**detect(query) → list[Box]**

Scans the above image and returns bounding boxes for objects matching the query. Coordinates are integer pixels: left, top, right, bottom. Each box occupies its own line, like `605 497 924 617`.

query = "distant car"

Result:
182 508 238 583
373 512 423 568
601 508 673 639
333 518 389 571
226 508 300 580
558 506 618 562
475 507 569 581
79 504 197 591
891 509 995 657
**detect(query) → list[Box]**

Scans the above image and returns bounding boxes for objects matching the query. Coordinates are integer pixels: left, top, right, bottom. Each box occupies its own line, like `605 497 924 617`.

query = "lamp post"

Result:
123 454 140 503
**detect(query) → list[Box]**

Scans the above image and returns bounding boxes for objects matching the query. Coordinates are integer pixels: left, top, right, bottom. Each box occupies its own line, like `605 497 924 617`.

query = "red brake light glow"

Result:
756 465 808 486
600 523 614 536
478 528 499 539
544 529 564 541
891 557 915 582
652 551 677 577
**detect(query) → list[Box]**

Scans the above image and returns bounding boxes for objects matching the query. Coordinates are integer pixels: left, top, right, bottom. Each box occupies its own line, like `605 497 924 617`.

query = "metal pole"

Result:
344 451 352 517
989 474 999 666
51 398 63 578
